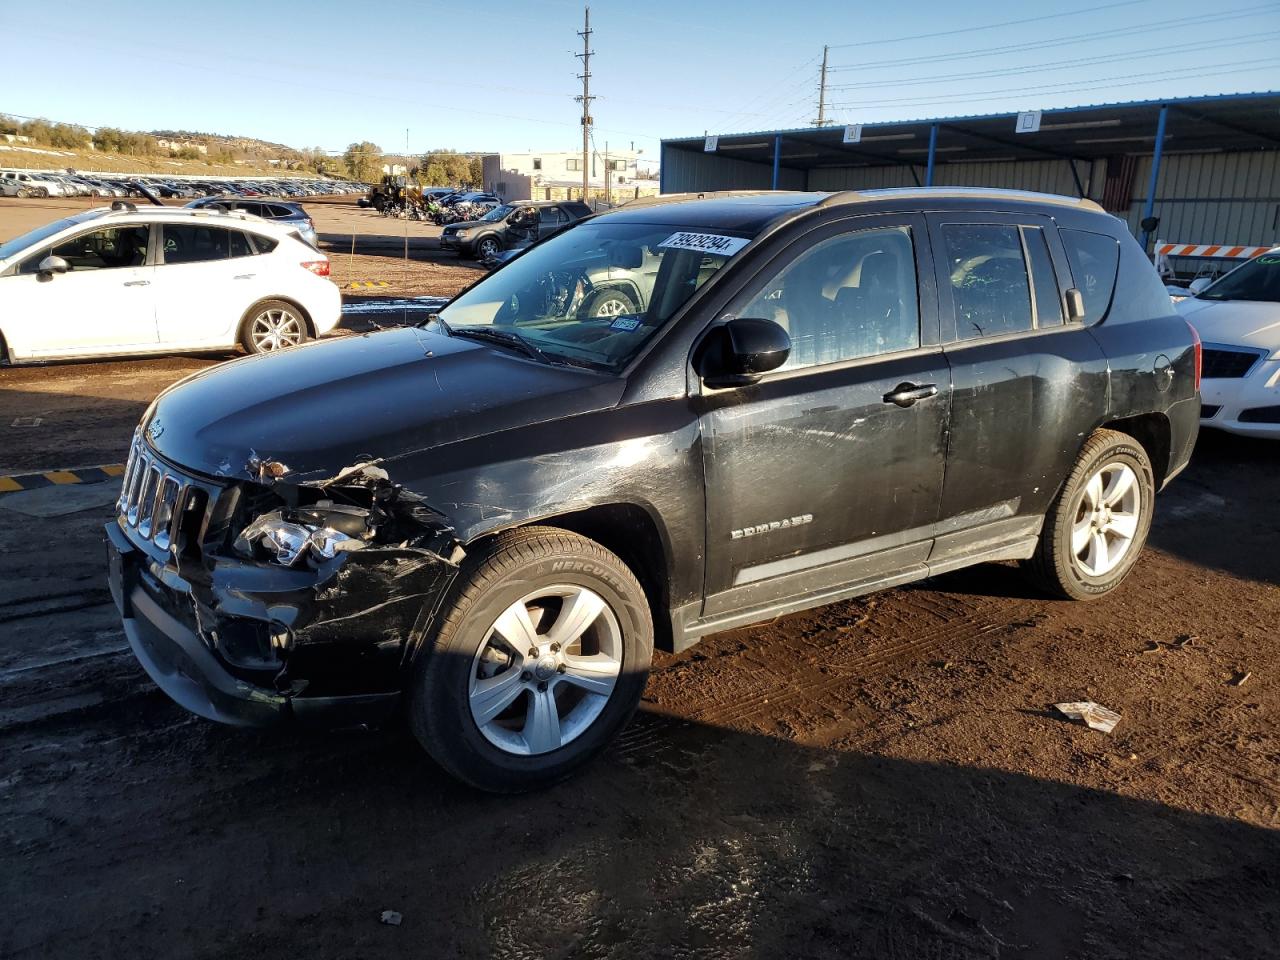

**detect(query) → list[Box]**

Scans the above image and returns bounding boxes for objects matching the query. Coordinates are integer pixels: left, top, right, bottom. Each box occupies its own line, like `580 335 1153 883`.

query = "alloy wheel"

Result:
468 585 623 756
594 297 628 317
1071 462 1141 577
249 308 304 352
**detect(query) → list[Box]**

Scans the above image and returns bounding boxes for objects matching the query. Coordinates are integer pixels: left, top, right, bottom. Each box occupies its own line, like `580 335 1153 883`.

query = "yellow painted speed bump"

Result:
0 464 125 495
346 280 392 289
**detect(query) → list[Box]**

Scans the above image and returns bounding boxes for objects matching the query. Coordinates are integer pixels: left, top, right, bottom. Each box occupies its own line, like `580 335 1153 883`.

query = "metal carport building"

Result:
660 92 1280 264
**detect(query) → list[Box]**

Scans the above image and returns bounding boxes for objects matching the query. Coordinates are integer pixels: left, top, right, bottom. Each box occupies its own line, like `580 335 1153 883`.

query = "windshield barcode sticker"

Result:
658 232 750 256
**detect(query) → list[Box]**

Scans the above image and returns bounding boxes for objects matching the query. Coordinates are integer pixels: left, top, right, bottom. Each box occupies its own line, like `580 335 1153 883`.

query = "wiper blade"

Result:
450 325 552 363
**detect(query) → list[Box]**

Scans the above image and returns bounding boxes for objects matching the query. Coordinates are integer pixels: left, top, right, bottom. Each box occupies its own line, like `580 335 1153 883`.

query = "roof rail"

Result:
818 186 1105 212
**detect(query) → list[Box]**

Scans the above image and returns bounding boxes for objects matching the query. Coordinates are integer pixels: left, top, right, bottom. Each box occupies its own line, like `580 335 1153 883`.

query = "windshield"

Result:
1197 252 1280 303
0 213 97 261
438 220 751 371
480 205 513 222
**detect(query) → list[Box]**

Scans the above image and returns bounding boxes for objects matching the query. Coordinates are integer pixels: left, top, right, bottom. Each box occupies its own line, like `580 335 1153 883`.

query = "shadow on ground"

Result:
3 695 1277 960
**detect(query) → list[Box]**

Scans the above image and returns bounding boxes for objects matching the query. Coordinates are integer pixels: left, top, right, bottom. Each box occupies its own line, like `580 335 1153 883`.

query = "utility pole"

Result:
814 45 830 127
575 6 594 204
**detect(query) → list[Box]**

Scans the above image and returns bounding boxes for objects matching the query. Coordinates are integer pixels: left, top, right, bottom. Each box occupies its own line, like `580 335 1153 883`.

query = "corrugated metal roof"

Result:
663 91 1280 167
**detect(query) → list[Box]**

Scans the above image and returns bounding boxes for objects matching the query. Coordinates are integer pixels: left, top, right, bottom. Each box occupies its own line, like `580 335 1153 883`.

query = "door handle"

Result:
882 382 938 407
233 273 255 280
122 280 150 287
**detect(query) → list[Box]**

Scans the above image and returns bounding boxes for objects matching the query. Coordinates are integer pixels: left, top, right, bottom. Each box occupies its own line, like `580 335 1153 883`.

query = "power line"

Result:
825 3 1277 72
825 31 1280 91
826 0 1150 48
828 57 1280 110
716 55 821 130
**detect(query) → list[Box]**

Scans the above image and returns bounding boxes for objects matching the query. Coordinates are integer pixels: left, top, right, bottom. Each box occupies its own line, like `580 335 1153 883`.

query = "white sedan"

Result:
0 204 341 364
1176 248 1280 438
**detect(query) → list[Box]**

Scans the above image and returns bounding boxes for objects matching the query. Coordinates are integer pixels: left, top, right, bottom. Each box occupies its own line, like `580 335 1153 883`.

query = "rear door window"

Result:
941 224 1033 340
1060 229 1120 324
1023 227 1063 327
161 224 232 264
229 231 255 258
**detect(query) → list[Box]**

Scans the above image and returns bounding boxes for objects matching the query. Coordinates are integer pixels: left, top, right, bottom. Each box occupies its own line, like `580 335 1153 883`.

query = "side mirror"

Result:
1064 288 1086 322
697 317 791 389
38 255 69 279
1189 277 1212 295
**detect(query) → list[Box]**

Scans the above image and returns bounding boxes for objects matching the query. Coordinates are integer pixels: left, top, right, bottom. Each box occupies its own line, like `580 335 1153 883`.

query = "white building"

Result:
481 148 659 203
155 138 208 155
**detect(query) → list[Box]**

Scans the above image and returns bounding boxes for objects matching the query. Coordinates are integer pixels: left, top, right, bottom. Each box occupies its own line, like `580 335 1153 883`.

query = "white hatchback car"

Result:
0 204 341 364
1176 248 1280 438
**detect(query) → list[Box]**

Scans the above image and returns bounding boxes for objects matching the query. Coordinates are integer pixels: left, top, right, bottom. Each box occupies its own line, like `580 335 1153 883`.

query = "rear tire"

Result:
409 527 653 792
239 300 309 354
1023 428 1155 600
35 187 48 199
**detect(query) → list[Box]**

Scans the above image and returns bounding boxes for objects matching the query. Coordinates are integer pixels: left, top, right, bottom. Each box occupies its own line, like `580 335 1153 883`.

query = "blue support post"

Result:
925 124 938 187
771 135 781 190
1140 105 1169 251
659 146 667 194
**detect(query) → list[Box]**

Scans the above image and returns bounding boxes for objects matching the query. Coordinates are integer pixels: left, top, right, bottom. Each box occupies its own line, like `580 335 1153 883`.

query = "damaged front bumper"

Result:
106 445 462 729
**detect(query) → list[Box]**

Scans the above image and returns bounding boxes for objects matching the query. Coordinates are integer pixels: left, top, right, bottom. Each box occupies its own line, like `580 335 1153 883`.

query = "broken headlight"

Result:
234 502 375 567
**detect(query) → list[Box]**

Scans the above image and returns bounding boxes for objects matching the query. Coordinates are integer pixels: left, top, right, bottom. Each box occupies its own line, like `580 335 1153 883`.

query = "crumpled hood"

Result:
143 326 622 483
1176 297 1280 353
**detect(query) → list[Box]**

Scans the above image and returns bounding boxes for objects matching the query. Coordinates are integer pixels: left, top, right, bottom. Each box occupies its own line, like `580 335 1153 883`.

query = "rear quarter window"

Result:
1060 229 1119 324
247 232 279 255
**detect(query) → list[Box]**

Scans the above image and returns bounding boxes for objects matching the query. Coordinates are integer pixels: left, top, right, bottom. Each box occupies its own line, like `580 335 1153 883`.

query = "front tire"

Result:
409 527 653 792
475 235 502 260
239 300 309 354
35 187 48 199
583 287 638 318
1023 428 1155 600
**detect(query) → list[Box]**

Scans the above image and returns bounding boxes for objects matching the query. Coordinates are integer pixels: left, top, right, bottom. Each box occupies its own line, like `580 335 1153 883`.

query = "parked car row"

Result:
0 170 365 201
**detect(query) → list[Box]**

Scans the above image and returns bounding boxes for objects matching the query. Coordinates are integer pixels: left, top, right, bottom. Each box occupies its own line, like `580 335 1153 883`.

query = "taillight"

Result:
302 259 329 277
1187 321 1202 391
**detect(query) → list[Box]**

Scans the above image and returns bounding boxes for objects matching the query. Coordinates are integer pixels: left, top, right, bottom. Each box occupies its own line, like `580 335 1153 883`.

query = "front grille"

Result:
1239 405 1280 424
1200 404 1221 419
117 436 216 553
1201 347 1265 379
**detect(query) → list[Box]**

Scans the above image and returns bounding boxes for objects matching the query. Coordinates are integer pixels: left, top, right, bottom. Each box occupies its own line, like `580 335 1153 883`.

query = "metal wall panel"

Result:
1122 151 1280 246
660 146 805 192
663 140 1280 248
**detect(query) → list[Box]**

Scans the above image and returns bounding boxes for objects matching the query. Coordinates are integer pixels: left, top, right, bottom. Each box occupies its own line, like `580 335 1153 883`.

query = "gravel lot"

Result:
1 195 1277 959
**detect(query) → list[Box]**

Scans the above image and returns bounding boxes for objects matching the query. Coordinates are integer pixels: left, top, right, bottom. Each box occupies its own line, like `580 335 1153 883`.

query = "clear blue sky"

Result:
5 0 1279 165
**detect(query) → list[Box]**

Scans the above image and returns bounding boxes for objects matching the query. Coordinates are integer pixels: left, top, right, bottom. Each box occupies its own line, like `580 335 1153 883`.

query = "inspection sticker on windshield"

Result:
658 232 750 256
610 316 641 331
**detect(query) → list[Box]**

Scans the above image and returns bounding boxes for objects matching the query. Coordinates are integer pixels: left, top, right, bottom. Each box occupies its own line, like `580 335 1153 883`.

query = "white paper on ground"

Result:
1054 701 1121 734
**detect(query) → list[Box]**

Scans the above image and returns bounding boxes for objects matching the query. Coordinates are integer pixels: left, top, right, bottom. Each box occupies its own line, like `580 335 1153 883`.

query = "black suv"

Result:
107 188 1200 792
440 200 593 259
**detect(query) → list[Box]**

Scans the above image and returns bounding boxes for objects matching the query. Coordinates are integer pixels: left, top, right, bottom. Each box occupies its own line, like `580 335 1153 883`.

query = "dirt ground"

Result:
1 198 1278 959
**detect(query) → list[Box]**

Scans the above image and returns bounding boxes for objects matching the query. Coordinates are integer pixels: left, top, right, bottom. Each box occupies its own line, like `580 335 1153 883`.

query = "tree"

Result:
343 141 382 182
419 149 480 188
